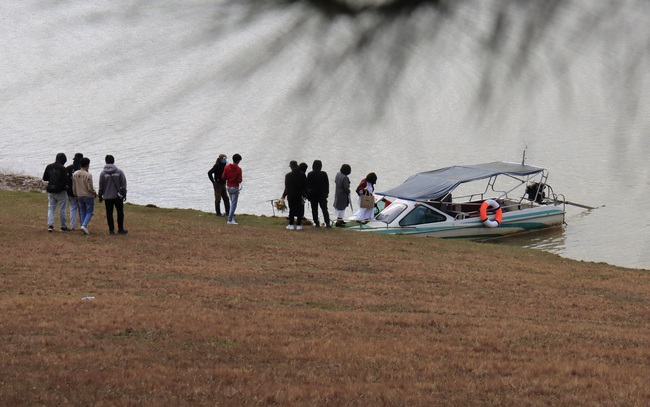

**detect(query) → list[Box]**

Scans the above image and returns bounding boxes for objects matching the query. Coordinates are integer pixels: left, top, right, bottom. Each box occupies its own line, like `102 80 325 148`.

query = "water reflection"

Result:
486 226 566 256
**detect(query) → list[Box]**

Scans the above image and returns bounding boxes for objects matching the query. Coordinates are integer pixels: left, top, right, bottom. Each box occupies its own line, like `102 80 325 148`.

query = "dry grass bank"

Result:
1 189 649 406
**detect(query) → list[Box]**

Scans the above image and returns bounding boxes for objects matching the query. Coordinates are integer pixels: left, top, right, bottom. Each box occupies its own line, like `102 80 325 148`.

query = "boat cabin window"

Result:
376 203 407 224
374 197 391 216
399 205 447 227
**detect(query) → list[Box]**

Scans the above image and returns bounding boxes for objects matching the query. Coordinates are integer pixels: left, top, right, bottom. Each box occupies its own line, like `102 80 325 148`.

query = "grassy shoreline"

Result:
1 188 649 406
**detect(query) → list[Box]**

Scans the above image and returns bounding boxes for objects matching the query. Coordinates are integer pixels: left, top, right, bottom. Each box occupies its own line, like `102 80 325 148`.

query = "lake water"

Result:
1 1 649 270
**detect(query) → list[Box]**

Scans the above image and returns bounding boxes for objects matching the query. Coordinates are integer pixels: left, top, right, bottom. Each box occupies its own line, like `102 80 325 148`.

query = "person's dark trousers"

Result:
213 182 230 216
287 197 304 226
310 197 330 226
105 198 125 232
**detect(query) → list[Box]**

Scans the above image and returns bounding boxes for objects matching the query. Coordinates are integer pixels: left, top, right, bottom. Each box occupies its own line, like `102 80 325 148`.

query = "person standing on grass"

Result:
42 152 70 232
222 153 242 225
333 163 352 227
282 160 307 230
307 159 331 228
72 157 97 235
207 153 230 217
98 154 128 235
65 152 83 230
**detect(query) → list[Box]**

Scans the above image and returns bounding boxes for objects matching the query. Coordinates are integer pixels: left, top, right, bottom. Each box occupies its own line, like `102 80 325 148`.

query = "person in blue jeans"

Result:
72 157 97 235
42 152 70 232
221 153 242 225
65 153 83 230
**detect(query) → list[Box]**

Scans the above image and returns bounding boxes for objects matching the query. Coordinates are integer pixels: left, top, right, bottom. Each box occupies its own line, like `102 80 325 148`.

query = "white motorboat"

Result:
346 161 566 239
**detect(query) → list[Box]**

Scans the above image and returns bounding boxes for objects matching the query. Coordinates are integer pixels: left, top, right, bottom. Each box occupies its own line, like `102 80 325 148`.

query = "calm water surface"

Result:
1 1 648 270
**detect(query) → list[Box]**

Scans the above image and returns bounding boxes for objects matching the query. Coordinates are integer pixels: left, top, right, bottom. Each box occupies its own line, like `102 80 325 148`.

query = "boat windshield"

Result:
376 203 408 224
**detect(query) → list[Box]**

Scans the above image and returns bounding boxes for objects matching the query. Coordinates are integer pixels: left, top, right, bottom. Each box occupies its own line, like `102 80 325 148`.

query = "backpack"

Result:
46 166 67 193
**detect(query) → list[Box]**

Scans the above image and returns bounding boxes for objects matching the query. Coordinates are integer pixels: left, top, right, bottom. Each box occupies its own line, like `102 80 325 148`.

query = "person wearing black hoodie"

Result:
42 152 70 232
65 152 83 230
98 155 128 235
207 153 230 217
307 160 331 228
282 160 307 230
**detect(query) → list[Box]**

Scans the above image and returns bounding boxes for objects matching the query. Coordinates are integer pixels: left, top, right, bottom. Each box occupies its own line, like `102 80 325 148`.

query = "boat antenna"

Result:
521 146 527 165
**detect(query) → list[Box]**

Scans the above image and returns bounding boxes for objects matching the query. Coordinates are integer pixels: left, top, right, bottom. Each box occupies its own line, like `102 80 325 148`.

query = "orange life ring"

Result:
479 199 502 228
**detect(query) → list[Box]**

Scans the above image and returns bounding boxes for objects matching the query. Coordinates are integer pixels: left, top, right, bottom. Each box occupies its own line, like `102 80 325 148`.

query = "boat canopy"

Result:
377 161 545 201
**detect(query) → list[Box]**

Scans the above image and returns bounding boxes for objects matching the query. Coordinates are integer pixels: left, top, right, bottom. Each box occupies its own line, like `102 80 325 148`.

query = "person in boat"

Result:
282 160 307 230
333 164 352 227
306 159 331 228
355 172 378 222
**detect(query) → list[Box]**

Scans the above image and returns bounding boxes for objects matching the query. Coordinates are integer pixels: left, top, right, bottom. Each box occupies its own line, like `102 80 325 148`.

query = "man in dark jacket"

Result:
307 159 331 228
282 160 307 230
207 153 230 217
98 155 128 235
65 152 83 230
42 152 70 232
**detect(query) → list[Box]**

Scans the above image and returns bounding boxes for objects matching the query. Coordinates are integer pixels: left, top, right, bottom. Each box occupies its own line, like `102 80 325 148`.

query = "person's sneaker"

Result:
109 230 115 235
325 224 332 229
286 224 295 230
81 226 89 235
48 225 54 233
117 229 128 235
296 225 303 230
227 220 238 225
60 227 71 232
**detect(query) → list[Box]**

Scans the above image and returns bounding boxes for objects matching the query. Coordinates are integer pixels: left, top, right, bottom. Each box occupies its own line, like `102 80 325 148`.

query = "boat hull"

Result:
348 205 565 239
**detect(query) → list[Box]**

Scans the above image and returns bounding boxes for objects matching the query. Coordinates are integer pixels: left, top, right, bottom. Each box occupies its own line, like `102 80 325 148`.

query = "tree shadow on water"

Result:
213 0 650 131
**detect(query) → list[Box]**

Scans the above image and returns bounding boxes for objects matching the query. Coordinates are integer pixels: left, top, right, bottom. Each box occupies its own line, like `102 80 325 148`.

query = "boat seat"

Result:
452 203 481 217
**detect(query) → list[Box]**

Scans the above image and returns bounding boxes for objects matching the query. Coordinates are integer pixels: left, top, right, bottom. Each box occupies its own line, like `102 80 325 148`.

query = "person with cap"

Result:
222 153 242 225
333 164 352 227
72 157 97 235
65 152 83 230
207 153 230 217
282 160 307 230
306 159 331 227
42 152 71 232
98 154 128 235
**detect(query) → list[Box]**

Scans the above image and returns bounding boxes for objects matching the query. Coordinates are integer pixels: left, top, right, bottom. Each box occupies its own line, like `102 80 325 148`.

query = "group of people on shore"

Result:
44 151 376 233
281 160 378 229
207 155 378 229
42 153 128 235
